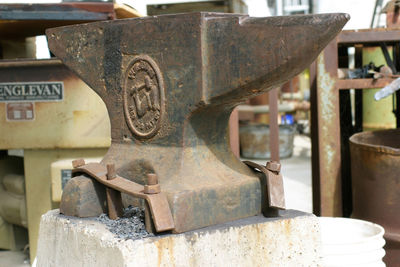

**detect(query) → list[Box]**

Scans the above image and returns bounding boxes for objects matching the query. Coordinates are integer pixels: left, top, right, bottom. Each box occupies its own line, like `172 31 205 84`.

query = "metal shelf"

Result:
310 28 400 217
337 78 396 89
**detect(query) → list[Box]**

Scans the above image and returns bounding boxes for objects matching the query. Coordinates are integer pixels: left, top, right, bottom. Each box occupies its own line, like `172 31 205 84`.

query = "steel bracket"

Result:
70 160 174 233
243 161 286 210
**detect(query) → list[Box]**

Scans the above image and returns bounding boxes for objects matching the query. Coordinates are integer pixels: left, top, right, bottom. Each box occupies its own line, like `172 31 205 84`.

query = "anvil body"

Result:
47 12 348 233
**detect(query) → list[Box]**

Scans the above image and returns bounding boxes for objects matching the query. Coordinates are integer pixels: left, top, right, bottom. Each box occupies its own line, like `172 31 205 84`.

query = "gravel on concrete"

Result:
96 206 154 240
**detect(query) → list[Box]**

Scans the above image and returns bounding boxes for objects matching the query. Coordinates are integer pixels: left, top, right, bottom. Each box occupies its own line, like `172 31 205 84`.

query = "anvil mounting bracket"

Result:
243 161 285 211
69 160 174 232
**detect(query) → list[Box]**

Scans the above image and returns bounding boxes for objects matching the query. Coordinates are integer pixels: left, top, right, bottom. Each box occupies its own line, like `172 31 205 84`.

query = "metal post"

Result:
269 88 280 162
311 38 343 217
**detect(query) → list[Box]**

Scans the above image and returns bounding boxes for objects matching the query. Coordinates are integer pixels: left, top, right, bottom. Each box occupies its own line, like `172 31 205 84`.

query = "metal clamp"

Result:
243 160 286 210
72 159 174 232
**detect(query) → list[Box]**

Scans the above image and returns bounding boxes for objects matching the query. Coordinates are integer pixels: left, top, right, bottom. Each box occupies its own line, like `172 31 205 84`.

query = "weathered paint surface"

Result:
0 59 111 149
314 40 343 216
318 56 336 170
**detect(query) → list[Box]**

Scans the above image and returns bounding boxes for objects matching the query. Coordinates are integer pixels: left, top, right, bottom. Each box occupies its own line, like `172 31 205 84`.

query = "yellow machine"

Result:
0 155 28 251
0 59 110 261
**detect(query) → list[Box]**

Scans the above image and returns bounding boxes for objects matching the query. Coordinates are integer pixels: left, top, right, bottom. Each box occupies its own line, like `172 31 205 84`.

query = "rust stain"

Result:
317 54 337 176
316 46 342 216
154 236 176 267
282 219 292 239
154 241 161 267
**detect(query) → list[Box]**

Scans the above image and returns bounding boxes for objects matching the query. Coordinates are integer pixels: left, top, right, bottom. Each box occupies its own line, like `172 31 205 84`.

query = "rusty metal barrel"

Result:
350 129 400 266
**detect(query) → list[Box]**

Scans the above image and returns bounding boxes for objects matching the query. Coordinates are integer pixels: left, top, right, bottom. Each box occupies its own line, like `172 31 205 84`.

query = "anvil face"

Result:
47 12 348 233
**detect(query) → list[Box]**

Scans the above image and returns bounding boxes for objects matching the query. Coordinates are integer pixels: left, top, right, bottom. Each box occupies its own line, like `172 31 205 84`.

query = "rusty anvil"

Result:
46 12 348 233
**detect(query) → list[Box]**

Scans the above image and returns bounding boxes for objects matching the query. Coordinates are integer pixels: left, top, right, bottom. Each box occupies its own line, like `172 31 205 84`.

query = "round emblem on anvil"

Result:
123 55 164 139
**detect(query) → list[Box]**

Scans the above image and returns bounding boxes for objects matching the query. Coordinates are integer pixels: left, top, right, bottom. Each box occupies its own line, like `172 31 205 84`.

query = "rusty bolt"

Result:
107 164 116 180
146 173 158 185
144 173 161 194
266 161 281 173
72 158 85 168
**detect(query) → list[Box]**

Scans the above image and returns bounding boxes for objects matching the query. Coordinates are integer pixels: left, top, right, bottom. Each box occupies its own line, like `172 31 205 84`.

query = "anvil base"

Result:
165 176 263 233
36 209 321 267
60 173 264 233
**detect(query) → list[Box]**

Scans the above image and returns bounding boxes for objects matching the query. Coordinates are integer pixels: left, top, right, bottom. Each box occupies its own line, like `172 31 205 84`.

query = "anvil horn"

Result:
47 13 348 108
46 13 348 233
203 13 349 104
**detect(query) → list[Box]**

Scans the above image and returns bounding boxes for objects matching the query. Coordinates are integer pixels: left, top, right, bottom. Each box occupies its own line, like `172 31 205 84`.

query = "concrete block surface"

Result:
36 209 321 267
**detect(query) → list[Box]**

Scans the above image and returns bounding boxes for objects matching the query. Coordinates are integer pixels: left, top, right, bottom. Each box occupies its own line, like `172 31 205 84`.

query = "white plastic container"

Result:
319 217 385 267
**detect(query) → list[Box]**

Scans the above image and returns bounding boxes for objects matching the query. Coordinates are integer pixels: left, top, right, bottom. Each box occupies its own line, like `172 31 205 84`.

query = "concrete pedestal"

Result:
36 209 321 267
